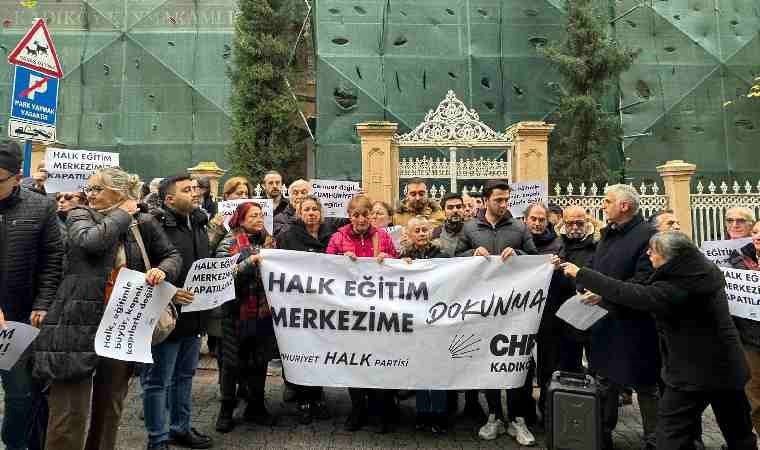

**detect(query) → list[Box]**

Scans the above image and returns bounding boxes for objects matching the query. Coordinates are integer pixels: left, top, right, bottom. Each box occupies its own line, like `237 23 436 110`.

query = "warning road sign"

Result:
7 18 63 78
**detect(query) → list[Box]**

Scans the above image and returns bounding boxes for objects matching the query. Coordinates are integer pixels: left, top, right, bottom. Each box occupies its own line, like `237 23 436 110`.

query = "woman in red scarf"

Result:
214 201 276 432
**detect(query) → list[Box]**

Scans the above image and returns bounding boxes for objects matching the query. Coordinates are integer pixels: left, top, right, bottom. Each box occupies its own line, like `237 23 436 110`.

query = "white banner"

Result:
218 198 274 235
0 322 40 370
95 268 178 363
508 181 548 218
44 148 119 193
181 256 237 312
259 250 553 389
701 238 752 267
311 179 361 218
722 267 760 321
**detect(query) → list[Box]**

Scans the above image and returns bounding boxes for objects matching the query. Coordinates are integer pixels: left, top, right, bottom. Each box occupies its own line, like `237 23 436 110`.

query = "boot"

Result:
243 400 277 426
215 401 235 433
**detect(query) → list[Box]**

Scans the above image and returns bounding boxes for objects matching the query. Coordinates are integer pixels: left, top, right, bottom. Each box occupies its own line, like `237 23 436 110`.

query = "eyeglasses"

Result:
726 218 748 225
84 185 107 195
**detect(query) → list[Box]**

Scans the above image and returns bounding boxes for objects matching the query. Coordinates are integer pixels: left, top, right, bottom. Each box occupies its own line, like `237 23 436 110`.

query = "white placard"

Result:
217 198 274 235
44 148 119 193
722 267 760 321
259 250 553 389
95 268 178 363
508 181 548 218
701 238 752 267
0 322 40 370
555 293 609 331
385 225 404 252
181 256 238 313
310 179 361 218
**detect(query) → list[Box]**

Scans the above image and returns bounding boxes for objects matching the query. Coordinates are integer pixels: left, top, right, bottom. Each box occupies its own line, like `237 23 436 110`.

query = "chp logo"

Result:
488 333 536 373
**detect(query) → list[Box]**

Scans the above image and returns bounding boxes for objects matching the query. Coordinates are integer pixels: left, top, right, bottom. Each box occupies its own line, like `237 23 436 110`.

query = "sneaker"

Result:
507 417 536 446
478 413 506 440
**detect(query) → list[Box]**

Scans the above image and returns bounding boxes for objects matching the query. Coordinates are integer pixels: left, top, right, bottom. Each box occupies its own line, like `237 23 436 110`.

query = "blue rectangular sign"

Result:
10 65 58 127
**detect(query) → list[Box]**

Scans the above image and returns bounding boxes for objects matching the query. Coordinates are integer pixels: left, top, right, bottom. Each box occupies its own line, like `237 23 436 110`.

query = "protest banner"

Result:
259 250 553 389
181 256 237 313
701 238 752 267
508 181 548 218
0 322 40 370
722 267 760 321
217 198 274 234
95 268 177 363
44 147 119 193
311 179 361 218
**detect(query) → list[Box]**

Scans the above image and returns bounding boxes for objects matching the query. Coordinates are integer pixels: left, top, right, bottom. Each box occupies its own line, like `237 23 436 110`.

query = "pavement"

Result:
0 353 737 449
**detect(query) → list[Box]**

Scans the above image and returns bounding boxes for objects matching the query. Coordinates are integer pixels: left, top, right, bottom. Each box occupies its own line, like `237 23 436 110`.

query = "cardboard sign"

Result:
44 148 119 193
701 238 752 267
0 322 40 370
311 179 361 218
181 256 237 312
508 181 548 218
217 198 274 235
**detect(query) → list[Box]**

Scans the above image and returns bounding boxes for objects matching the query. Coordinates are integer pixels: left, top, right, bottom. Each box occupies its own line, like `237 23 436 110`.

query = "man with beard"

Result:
537 206 597 420
393 178 445 228
432 193 467 257
263 171 289 217
273 179 311 237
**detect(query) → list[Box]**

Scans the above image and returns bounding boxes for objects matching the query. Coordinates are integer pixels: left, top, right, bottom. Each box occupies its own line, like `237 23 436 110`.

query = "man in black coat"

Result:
0 141 63 450
587 184 660 450
142 174 213 450
263 170 289 217
560 231 756 450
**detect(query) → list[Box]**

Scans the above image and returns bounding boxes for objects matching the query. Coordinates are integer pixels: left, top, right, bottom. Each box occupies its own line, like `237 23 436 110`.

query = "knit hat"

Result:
0 141 22 175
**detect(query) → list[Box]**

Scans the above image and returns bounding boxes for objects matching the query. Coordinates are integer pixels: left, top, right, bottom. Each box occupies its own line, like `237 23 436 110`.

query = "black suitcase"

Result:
546 371 603 450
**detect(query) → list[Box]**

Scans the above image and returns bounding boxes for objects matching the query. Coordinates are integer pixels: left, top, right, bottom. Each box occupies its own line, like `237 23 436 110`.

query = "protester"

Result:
35 166 180 450
370 200 394 228
143 177 165 210
524 203 562 254
326 195 398 432
729 219 760 434
141 175 213 450
393 178 445 227
0 141 63 450
432 193 467 257
263 170 289 216
649 209 680 232
463 192 484 219
196 176 217 217
547 203 563 226
458 179 537 445
20 160 48 194
207 176 253 253
537 206 597 418
273 178 311 237
559 231 757 449
215 202 277 432
55 191 87 233
276 196 333 424
588 184 660 450
726 206 755 240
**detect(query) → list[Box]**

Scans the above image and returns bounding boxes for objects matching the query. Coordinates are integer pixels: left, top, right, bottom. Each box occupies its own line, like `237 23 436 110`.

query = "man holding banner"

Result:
142 174 213 450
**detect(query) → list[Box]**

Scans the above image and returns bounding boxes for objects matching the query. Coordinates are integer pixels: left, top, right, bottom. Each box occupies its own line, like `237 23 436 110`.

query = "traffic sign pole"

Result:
22 140 32 177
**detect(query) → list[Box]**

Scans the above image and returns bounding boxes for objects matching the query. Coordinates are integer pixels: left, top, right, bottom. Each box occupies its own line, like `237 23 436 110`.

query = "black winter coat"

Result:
729 243 760 350
0 187 63 322
532 225 562 255
458 211 537 256
34 206 181 381
577 247 748 391
400 243 445 260
152 207 211 339
590 214 660 386
276 220 333 253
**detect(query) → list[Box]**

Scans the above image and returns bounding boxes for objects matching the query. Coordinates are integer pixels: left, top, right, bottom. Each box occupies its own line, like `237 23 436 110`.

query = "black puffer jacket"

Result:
729 243 760 350
0 187 63 322
34 206 181 381
277 219 334 253
577 246 748 391
152 207 211 339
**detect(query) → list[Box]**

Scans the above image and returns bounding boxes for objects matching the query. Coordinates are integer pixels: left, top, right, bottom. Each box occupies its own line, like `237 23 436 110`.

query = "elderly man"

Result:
587 184 660 450
0 141 63 450
393 178 445 227
273 179 311 237
726 206 755 240
649 209 680 232
524 203 562 254
459 179 537 446
263 171 289 217
560 231 756 450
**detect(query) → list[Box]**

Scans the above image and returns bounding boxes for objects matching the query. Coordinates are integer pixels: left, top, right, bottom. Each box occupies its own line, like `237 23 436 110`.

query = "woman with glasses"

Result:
35 167 181 450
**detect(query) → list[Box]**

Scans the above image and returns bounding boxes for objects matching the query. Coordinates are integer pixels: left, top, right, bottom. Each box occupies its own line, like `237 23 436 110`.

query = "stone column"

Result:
506 121 555 186
188 161 226 200
657 160 696 239
356 121 399 205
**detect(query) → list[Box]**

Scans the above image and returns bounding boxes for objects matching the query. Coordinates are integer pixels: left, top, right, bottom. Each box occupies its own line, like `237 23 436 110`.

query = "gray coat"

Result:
34 206 181 382
457 211 537 256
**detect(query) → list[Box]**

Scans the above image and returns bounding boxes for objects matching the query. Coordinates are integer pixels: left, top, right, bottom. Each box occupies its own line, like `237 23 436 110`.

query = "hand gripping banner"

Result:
259 250 553 390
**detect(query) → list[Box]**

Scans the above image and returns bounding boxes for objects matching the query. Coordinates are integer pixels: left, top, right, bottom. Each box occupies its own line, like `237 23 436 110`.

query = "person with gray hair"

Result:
725 206 756 240
579 182 660 450
557 231 756 449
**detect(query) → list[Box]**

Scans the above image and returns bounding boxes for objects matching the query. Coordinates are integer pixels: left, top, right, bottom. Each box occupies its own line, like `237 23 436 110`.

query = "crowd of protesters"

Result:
1 139 759 450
